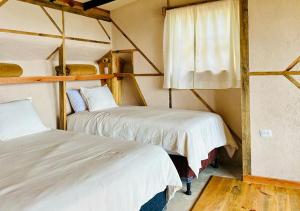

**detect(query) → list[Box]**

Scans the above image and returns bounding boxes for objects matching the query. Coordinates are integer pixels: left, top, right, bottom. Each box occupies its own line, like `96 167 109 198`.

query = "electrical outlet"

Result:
259 129 273 138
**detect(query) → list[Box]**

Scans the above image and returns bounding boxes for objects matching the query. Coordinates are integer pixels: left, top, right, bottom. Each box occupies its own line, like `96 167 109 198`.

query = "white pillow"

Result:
80 86 118 112
0 99 49 141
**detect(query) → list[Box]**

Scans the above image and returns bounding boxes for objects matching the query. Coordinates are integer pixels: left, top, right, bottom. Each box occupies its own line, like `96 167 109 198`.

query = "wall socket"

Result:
259 129 273 138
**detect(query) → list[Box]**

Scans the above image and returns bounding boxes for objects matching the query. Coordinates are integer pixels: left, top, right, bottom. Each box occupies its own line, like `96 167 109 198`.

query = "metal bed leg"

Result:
185 181 192 195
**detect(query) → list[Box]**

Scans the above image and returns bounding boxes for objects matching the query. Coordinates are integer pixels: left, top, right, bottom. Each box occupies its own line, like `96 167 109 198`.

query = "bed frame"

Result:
140 189 167 211
169 149 218 195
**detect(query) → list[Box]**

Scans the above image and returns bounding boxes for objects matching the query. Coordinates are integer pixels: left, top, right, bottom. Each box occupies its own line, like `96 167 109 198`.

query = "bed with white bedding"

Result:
67 106 238 177
0 130 182 211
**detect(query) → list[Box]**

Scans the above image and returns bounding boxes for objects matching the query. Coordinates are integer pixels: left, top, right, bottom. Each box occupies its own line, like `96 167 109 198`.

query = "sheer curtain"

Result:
163 0 240 89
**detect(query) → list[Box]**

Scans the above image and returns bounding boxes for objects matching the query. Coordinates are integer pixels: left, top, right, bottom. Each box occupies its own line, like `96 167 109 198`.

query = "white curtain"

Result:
163 0 240 89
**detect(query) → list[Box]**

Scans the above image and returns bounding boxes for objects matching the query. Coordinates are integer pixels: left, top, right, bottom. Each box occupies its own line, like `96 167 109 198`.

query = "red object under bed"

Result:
169 148 218 179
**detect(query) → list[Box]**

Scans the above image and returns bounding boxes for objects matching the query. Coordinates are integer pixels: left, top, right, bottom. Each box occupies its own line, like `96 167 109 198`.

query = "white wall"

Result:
249 0 300 181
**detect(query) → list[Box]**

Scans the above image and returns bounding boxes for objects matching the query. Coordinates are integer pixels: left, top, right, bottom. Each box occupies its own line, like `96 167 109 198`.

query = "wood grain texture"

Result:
0 75 114 85
240 0 251 177
192 176 300 211
18 0 111 21
244 175 300 190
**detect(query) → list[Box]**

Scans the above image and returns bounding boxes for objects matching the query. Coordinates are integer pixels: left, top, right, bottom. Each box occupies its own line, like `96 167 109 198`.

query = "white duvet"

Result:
0 130 182 211
67 106 238 176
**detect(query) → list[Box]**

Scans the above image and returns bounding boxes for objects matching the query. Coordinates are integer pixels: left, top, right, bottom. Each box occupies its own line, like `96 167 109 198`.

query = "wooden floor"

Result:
192 176 300 211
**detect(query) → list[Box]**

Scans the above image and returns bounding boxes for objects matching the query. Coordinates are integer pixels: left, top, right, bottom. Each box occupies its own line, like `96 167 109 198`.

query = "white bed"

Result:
67 106 238 176
0 129 182 211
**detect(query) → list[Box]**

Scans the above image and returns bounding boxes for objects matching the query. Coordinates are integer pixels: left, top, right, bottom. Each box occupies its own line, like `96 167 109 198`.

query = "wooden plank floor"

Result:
192 176 300 211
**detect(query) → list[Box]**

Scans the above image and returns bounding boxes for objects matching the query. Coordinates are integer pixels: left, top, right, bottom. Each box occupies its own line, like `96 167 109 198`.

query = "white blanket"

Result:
67 106 238 176
0 130 181 211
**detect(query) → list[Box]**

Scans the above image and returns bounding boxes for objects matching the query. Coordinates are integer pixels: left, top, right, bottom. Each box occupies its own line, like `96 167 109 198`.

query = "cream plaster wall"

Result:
0 0 112 128
110 0 242 164
249 0 300 181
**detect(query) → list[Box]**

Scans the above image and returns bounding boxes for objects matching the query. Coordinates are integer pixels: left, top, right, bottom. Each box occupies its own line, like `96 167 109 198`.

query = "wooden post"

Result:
111 53 122 105
59 10 67 130
240 0 251 177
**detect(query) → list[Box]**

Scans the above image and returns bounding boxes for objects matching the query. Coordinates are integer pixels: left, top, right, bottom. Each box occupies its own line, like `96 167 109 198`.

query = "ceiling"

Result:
77 0 138 11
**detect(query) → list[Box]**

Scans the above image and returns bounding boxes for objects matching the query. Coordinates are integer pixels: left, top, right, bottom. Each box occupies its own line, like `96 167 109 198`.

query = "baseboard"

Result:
243 175 300 189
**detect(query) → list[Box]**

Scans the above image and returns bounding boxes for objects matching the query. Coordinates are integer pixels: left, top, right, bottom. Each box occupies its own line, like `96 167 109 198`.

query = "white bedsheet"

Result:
67 106 238 176
0 130 181 211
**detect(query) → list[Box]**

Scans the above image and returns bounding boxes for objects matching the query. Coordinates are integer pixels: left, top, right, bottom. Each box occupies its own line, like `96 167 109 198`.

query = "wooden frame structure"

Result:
0 0 113 129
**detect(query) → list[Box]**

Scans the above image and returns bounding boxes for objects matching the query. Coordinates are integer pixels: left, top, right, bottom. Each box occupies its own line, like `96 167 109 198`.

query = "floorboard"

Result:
192 176 300 211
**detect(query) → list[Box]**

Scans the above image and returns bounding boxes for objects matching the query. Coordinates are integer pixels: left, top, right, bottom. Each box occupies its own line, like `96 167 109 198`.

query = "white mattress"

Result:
67 106 238 176
0 130 181 211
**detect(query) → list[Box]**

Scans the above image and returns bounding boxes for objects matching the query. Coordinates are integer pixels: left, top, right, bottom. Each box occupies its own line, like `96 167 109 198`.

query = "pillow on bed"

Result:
0 99 49 141
67 89 87 113
80 86 118 112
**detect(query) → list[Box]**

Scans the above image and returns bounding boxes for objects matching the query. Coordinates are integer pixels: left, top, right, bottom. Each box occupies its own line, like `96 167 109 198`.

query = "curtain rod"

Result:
164 0 222 11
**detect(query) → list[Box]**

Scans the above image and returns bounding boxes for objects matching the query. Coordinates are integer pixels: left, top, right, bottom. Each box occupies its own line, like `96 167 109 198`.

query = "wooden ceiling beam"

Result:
0 0 9 7
18 0 111 21
83 0 114 10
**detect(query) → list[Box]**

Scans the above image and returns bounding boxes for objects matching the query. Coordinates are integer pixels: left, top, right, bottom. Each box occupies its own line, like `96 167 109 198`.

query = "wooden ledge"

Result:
0 74 114 85
116 73 164 78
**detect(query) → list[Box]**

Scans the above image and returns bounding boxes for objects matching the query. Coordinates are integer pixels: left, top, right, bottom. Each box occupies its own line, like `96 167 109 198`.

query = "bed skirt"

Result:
169 149 218 179
140 189 167 211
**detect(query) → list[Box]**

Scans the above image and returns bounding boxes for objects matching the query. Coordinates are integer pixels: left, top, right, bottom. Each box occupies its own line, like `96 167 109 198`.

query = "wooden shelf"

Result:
0 74 114 85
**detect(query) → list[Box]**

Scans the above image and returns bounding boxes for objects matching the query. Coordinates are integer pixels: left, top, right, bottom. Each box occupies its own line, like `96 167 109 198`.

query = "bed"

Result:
0 129 182 211
67 106 238 195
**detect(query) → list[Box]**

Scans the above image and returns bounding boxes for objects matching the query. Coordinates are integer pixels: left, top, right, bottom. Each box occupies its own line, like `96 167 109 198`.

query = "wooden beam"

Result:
0 75 115 85
97 19 110 40
65 36 110 44
18 0 111 21
0 0 8 7
112 49 137 54
169 88 172 108
40 6 63 34
190 89 214 112
249 71 300 76
285 56 300 71
46 47 60 60
130 75 147 106
0 28 62 39
0 28 110 45
111 19 163 75
284 75 300 89
164 0 221 11
83 0 114 10
240 0 251 177
59 10 67 130
116 73 163 77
